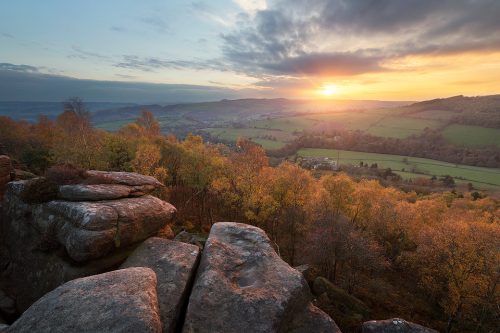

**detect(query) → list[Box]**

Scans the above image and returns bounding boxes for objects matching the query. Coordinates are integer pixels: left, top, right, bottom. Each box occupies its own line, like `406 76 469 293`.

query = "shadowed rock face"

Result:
121 238 200 333
6 268 162 333
183 222 340 333
0 156 12 200
0 172 176 313
362 318 438 333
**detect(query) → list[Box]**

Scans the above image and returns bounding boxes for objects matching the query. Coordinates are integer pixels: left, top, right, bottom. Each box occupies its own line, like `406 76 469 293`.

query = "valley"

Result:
2 95 499 191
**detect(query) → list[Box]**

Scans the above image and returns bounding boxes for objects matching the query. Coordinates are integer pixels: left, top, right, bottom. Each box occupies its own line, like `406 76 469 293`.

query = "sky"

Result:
1 0 500 102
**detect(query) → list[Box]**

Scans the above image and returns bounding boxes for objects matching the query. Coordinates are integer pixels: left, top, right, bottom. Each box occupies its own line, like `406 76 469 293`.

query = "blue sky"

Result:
1 0 499 102
0 0 250 84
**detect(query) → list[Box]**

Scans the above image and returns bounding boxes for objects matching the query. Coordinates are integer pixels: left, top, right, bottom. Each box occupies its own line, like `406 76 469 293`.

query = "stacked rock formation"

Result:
0 171 176 312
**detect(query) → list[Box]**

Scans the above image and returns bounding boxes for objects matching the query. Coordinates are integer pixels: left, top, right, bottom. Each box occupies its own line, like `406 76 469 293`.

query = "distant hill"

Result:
405 94 500 128
410 94 500 112
91 98 411 124
0 101 136 122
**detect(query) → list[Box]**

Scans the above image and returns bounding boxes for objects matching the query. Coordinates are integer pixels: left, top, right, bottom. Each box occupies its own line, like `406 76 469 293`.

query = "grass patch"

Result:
205 127 291 149
365 127 420 139
409 110 457 120
442 124 500 148
297 148 500 190
366 116 443 138
250 117 318 132
251 138 286 149
307 112 383 131
95 118 136 131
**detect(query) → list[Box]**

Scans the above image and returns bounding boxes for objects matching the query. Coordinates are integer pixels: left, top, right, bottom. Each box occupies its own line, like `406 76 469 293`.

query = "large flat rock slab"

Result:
86 170 163 187
183 222 339 333
6 267 162 333
121 238 200 333
59 184 133 201
58 183 159 201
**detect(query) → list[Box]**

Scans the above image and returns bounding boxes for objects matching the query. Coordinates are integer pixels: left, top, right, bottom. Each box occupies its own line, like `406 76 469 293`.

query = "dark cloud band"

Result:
221 0 500 78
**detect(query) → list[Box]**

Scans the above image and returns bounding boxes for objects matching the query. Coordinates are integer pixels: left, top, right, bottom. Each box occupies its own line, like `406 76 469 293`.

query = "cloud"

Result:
0 63 39 73
233 0 267 15
115 74 137 79
114 55 228 73
0 68 241 103
1 32 13 38
68 46 110 60
221 0 500 78
140 16 169 33
191 2 234 26
110 26 127 33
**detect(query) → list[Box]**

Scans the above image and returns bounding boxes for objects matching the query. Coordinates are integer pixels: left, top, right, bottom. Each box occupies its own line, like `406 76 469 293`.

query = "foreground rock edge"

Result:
182 222 340 333
6 267 162 333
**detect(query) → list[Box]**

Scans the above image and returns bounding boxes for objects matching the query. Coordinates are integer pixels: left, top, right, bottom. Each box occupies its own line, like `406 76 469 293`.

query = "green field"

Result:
442 124 500 148
95 118 135 131
297 148 500 190
409 110 457 120
366 116 442 139
308 112 382 131
247 111 446 139
250 117 318 132
251 138 286 149
205 127 292 149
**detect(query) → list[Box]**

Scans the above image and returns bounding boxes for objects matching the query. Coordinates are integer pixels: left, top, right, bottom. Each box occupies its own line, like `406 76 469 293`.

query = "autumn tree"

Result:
52 97 104 169
102 134 133 171
136 110 160 136
211 138 269 221
132 142 167 183
405 219 500 332
246 162 315 264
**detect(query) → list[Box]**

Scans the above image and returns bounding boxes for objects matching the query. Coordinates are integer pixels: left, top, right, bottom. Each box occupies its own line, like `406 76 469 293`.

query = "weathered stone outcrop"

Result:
6 268 162 333
0 172 175 312
121 238 200 333
58 183 159 201
183 222 340 333
32 194 176 262
85 170 163 187
0 156 13 201
362 318 438 333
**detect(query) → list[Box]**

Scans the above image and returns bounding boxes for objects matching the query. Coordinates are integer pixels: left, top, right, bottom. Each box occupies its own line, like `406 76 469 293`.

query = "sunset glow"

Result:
1 1 499 102
319 84 339 97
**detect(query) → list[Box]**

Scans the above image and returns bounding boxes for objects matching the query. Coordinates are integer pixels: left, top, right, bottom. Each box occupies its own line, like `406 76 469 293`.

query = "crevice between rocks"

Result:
173 248 202 333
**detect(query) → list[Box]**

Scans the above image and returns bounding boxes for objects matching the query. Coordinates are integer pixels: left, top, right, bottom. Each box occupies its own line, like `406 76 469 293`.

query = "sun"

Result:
319 84 339 97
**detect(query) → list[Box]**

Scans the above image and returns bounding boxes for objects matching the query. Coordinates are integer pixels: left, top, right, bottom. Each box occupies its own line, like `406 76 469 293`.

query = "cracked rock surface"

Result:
183 222 340 333
121 238 200 333
6 268 162 333
0 172 175 312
